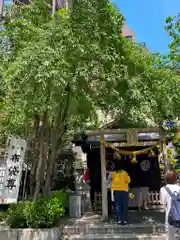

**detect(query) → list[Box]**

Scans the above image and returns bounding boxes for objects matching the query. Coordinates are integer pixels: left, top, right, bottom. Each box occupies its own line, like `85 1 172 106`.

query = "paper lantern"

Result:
129 193 135 199
131 155 137 164
148 149 155 157
113 151 122 160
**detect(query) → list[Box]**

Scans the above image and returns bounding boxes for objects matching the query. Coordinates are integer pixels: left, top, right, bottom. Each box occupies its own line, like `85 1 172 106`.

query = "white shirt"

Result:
160 184 180 228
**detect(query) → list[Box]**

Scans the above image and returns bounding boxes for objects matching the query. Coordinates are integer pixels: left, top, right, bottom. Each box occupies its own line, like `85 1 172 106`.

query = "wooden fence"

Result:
147 191 161 205
94 191 161 210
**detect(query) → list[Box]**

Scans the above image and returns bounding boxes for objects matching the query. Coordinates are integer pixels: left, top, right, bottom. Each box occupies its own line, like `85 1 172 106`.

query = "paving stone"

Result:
61 210 166 240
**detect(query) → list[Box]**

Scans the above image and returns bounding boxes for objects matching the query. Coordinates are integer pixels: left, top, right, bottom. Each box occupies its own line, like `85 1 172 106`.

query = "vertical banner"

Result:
0 0 4 19
2 137 27 204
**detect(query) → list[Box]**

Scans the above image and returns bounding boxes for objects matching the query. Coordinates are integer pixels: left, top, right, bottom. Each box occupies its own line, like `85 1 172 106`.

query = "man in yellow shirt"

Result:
107 160 131 225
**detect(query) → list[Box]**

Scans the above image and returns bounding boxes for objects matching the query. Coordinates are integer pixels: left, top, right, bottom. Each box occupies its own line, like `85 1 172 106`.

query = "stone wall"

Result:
0 227 62 240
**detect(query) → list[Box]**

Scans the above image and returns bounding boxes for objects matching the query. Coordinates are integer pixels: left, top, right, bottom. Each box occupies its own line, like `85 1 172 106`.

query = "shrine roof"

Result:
73 132 160 147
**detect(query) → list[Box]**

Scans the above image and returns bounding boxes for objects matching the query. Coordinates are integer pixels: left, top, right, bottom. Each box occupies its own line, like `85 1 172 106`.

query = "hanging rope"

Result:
101 140 160 156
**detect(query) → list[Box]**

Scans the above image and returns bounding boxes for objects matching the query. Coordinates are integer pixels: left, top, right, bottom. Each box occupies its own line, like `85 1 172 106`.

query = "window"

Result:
125 36 133 41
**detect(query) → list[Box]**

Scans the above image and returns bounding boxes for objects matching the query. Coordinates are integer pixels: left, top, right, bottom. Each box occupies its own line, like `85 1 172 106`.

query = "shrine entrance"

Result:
73 127 168 220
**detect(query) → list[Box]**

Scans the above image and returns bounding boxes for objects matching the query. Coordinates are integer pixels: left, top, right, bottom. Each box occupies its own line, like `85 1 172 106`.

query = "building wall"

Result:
122 23 136 42
122 23 148 50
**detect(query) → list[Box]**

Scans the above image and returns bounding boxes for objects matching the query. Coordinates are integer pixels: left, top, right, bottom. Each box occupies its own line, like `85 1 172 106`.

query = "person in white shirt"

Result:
160 170 180 239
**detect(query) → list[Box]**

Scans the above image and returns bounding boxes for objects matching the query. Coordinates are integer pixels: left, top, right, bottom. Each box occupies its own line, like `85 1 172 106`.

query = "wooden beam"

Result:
100 134 108 220
85 128 160 137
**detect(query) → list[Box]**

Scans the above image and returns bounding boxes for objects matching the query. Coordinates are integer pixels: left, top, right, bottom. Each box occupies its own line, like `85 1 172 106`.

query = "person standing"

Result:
78 168 90 187
83 168 90 186
107 160 131 225
160 170 180 239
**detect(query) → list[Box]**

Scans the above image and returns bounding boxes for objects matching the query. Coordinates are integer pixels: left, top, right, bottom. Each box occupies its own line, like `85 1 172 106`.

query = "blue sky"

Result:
113 0 180 53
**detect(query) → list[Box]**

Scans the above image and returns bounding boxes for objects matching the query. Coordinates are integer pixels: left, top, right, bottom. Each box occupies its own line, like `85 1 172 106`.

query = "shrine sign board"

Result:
0 137 27 204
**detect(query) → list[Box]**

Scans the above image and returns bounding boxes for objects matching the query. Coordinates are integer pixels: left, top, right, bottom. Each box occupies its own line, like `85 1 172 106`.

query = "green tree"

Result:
165 14 180 69
1 0 179 198
166 14 180 115
1 0 129 197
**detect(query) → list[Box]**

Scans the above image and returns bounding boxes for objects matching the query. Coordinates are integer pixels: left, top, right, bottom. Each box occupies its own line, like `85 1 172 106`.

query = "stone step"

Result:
62 224 165 235
61 233 167 240
80 233 167 239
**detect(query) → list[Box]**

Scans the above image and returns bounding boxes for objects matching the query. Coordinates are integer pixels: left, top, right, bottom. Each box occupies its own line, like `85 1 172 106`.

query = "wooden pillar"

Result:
127 129 138 145
100 134 108 220
162 140 169 170
160 129 169 171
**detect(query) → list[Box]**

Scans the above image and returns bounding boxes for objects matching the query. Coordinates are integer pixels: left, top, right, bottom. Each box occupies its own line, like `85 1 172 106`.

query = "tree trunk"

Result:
22 167 28 200
33 112 47 200
33 124 44 200
41 122 50 195
30 115 40 197
44 83 71 195
44 145 56 196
